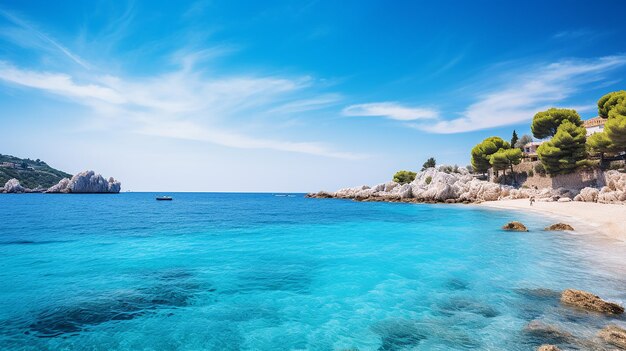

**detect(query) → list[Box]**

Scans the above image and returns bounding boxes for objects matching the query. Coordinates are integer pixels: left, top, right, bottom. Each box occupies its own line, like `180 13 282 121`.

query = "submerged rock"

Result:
3 178 25 193
371 319 426 350
435 297 499 318
46 171 121 193
537 345 561 351
598 325 626 349
515 288 560 300
502 221 528 232
560 289 624 314
544 223 574 231
27 269 199 337
524 320 574 344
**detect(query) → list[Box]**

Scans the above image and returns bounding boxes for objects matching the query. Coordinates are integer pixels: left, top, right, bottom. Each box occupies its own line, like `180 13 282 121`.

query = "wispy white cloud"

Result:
408 55 626 133
138 120 363 159
552 29 595 40
0 9 91 69
0 62 124 102
342 102 439 121
0 59 363 159
269 94 341 114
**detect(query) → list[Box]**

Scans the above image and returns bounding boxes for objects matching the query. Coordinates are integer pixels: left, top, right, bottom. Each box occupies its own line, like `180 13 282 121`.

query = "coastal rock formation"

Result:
560 289 624 314
3 178 25 193
46 178 71 193
598 325 626 349
573 187 599 202
46 171 121 194
308 168 626 205
545 223 574 231
502 221 528 231
574 171 626 204
537 345 561 351
308 167 517 203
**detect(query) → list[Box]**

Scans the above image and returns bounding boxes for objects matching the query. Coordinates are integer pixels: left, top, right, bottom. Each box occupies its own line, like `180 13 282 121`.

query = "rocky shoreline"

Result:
307 167 626 205
1 170 121 194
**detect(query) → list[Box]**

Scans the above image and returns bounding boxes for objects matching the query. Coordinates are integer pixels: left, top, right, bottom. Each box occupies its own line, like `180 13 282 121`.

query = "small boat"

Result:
156 196 173 201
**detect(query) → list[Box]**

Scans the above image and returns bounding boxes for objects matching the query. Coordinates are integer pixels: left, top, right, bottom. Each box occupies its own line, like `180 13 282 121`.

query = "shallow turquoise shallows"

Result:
0 193 624 351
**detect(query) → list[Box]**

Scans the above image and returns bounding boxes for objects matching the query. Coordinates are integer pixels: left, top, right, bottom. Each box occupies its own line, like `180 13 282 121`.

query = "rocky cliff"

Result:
2 170 121 194
307 167 626 204
46 171 121 193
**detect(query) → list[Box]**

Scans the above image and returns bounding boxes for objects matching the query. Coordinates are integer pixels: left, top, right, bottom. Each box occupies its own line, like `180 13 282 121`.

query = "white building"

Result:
583 116 606 136
522 141 545 162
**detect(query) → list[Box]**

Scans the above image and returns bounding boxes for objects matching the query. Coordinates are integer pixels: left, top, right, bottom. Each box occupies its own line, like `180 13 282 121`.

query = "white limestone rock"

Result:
46 178 71 193
3 178 25 193
384 181 399 192
46 171 121 193
605 170 626 192
573 187 599 202
308 168 625 204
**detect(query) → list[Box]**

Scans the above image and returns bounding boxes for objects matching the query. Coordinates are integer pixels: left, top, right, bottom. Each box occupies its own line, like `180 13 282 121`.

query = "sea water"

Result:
0 193 624 350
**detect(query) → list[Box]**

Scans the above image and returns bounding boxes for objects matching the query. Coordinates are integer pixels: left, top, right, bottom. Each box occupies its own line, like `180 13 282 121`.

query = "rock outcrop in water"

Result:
307 167 626 205
560 289 624 314
3 178 25 193
46 171 121 193
502 221 528 231
544 223 575 231
598 325 626 349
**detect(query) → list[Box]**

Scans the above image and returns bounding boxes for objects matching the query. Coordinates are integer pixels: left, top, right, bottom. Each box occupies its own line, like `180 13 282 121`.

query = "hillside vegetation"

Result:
0 154 72 189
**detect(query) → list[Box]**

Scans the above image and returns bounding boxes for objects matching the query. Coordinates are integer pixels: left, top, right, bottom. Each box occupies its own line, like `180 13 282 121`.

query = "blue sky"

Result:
1 0 626 191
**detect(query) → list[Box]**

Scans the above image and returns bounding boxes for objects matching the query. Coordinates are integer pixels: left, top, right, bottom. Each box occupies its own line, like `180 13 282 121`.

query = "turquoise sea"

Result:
0 193 624 350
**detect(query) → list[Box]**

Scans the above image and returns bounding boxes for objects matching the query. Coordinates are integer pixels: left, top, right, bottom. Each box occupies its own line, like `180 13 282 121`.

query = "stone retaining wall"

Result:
512 161 606 189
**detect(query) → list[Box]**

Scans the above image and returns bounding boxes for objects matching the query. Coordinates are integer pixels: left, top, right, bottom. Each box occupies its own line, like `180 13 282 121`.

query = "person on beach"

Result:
529 196 535 206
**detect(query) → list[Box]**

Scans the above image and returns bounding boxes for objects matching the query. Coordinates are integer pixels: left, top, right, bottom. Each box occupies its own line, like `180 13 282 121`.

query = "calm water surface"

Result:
0 193 625 350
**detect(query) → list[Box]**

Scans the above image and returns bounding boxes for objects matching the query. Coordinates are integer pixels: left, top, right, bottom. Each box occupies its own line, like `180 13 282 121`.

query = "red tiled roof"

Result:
583 116 606 128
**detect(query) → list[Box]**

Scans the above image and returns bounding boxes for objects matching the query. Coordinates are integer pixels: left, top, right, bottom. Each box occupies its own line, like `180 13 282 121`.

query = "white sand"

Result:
479 199 626 242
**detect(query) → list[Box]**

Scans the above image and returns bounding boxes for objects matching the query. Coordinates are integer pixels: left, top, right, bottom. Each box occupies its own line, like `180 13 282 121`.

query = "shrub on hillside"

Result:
534 162 546 176
393 170 417 184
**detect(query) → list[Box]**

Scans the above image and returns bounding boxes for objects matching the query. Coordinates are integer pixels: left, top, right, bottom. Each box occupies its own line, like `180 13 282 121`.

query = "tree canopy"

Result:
586 132 617 158
537 121 587 175
597 90 626 118
605 112 626 152
510 130 518 150
421 157 436 171
596 91 626 152
489 148 522 174
471 137 510 173
393 170 416 184
531 108 582 139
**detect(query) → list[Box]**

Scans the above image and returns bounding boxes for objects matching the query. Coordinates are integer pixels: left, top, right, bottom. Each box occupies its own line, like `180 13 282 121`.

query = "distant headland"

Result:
1 154 120 194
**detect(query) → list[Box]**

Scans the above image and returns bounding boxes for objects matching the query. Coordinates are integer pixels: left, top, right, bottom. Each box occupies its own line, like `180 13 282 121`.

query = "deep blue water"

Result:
0 193 625 351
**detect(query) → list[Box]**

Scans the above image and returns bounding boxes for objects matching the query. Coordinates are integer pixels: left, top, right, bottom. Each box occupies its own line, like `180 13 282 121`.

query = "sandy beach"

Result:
480 199 626 242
